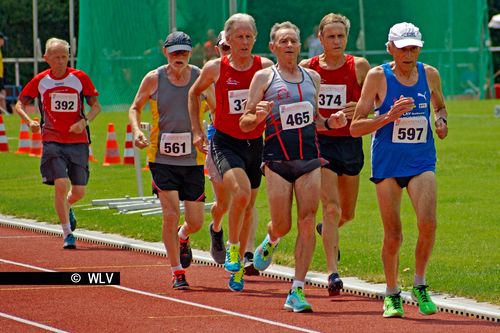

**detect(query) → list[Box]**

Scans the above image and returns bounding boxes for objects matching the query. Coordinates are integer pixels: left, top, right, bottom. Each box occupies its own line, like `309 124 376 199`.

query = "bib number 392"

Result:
160 132 191 156
279 101 314 130
392 116 428 143
51 93 78 112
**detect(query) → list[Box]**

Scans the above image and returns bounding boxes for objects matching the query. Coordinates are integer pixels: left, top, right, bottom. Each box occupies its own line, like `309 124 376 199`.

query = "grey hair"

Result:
45 38 70 55
270 21 300 42
224 13 257 37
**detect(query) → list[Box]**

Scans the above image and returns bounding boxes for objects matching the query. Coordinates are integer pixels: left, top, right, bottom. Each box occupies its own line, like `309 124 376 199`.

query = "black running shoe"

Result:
172 270 189 290
243 251 260 276
209 222 225 265
328 272 343 296
179 237 193 269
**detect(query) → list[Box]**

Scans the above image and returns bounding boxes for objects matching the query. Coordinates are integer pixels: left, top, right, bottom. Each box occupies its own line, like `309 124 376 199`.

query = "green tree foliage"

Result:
0 0 79 86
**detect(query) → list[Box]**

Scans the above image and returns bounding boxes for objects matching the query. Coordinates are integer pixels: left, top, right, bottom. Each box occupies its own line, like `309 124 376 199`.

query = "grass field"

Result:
0 99 499 304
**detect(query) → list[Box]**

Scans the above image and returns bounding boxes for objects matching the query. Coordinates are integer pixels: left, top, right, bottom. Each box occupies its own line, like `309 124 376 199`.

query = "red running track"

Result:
0 225 498 332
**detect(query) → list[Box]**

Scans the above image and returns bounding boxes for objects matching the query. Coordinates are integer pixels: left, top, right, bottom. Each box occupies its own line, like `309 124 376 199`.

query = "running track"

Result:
0 225 498 332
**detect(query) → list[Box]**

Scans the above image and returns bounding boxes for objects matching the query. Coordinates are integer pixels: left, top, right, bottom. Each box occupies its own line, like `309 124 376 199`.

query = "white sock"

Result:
171 265 183 274
62 224 72 238
266 234 280 246
178 224 189 240
292 280 305 290
385 286 400 296
227 242 240 248
413 274 426 286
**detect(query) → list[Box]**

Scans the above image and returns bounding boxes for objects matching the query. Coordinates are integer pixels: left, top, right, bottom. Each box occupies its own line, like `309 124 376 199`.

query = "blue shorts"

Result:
40 142 89 186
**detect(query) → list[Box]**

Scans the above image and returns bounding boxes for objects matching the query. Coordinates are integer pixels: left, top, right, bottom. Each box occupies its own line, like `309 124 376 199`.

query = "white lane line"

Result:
0 312 70 333
0 258 321 333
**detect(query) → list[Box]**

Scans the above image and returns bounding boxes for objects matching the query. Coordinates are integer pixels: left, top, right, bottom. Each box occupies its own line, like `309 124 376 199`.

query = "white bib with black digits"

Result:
51 93 78 112
160 132 191 156
279 101 314 130
392 116 428 143
318 84 346 109
228 89 249 114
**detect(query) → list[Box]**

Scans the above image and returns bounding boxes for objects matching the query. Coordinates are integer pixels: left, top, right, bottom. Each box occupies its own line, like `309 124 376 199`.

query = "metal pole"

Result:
33 0 38 74
133 147 144 197
69 0 75 68
358 0 366 58
229 0 237 15
169 0 177 32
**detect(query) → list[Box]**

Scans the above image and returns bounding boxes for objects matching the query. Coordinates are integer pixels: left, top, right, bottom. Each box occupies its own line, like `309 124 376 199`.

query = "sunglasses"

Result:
219 44 230 51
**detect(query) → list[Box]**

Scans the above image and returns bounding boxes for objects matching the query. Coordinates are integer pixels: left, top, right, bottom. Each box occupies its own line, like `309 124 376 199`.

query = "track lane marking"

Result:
0 312 70 333
0 258 321 333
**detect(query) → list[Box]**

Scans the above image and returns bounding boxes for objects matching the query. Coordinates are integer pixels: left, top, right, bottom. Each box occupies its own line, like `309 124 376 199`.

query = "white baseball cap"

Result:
387 22 423 48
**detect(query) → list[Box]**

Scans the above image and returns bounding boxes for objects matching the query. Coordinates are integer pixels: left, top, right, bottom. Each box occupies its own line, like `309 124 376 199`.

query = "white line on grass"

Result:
0 258 321 333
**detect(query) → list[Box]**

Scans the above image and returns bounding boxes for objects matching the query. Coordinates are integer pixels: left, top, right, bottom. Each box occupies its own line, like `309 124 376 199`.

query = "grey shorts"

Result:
40 142 89 185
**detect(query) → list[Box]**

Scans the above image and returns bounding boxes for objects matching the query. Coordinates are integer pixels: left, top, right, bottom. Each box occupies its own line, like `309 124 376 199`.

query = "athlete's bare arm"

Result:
128 70 159 148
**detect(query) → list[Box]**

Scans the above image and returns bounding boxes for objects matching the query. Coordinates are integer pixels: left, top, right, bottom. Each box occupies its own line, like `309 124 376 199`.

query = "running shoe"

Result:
179 237 192 269
69 207 77 231
284 287 313 313
253 238 278 271
209 222 225 265
172 270 189 290
412 285 437 315
63 234 76 249
383 292 404 318
224 243 241 273
243 251 260 276
228 266 244 292
327 272 343 296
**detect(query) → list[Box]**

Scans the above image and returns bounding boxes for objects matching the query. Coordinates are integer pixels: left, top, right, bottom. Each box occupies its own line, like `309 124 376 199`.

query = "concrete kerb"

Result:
0 214 498 323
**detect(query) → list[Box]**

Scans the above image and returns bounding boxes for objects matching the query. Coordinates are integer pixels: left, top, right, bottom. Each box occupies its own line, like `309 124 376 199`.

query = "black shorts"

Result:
263 158 327 183
211 130 263 189
149 162 205 202
319 135 364 176
0 77 4 90
370 175 415 189
40 142 89 185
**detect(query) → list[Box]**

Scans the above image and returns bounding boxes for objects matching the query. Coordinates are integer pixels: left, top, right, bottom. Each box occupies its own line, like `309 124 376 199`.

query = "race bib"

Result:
159 132 191 156
318 84 346 109
228 89 249 114
279 101 314 130
392 116 428 143
51 93 78 112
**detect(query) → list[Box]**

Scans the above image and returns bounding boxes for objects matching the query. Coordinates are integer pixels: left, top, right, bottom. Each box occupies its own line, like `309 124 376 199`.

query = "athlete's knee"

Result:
339 210 355 226
417 217 437 236
323 201 341 222
269 220 291 238
69 187 86 202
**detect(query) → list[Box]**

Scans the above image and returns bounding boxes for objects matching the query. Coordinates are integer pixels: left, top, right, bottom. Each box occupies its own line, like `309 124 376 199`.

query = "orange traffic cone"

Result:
88 144 97 163
0 114 9 152
103 123 121 166
123 124 135 165
16 118 31 154
29 117 43 157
